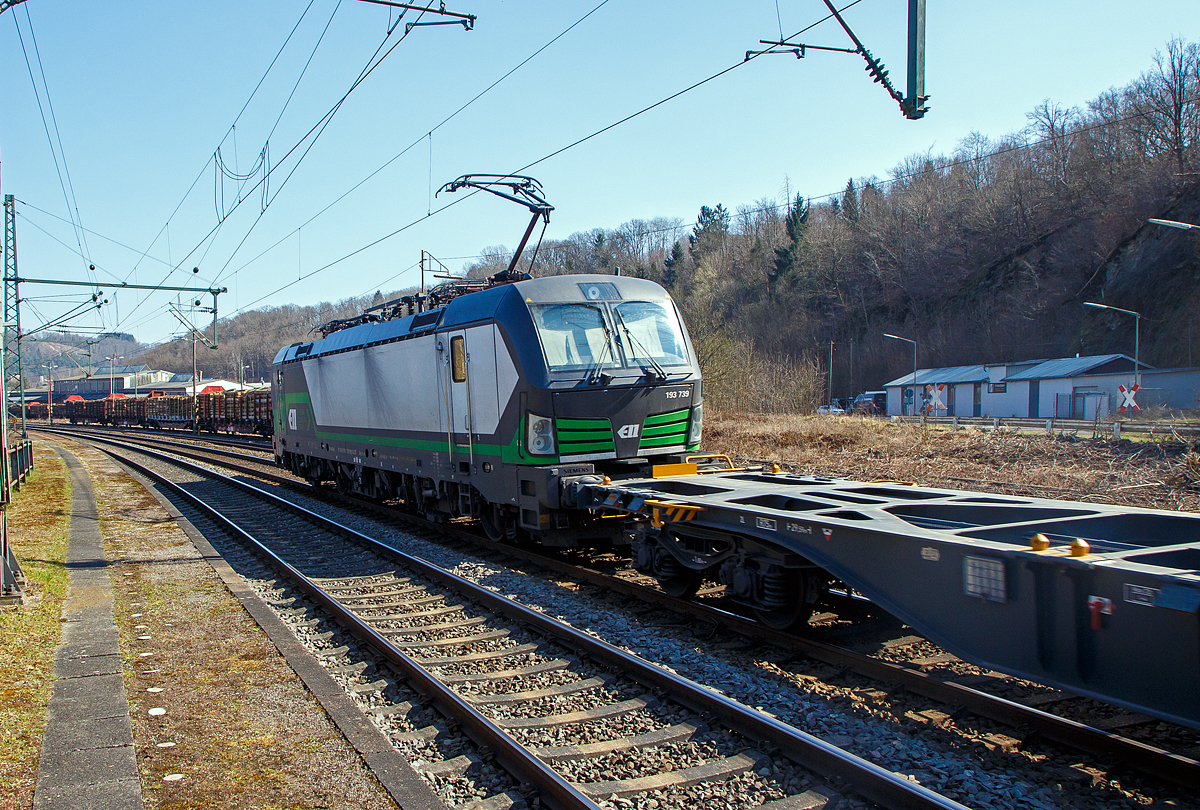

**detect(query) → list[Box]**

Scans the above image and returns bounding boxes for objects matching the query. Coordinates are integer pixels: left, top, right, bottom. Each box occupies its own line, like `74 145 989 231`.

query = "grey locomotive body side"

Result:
272 274 703 545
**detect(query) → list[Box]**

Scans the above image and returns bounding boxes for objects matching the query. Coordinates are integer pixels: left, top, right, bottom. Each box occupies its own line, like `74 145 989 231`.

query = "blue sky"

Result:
2 0 1198 346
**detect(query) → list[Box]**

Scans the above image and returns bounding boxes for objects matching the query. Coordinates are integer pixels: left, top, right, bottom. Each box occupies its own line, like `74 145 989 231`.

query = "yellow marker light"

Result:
770 463 782 473
1030 533 1050 551
1070 538 1091 557
602 475 611 485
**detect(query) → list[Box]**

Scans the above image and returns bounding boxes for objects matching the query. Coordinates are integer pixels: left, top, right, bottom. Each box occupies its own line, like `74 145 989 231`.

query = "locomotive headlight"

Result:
688 402 703 445
527 413 555 455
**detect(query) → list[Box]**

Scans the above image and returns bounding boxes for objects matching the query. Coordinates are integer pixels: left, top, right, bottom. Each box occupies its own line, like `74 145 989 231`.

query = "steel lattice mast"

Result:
3 195 24 436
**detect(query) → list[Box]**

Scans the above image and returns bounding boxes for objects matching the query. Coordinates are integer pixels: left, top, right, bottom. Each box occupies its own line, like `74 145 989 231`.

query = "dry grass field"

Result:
703 410 1200 512
0 447 70 810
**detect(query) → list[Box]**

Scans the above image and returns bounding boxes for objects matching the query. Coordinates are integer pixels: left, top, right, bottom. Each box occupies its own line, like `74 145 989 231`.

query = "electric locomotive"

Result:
272 272 702 546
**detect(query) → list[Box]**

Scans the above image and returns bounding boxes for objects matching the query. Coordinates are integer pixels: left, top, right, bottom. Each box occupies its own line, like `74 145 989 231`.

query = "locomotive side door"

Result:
441 331 472 466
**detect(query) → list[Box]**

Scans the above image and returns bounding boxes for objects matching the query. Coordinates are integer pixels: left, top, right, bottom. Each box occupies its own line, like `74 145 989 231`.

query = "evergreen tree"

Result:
662 242 683 290
768 194 809 298
690 205 730 245
841 179 859 222
688 204 730 263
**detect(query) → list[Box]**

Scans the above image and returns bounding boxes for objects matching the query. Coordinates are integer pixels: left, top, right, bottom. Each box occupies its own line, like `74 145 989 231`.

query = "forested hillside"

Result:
137 39 1200 412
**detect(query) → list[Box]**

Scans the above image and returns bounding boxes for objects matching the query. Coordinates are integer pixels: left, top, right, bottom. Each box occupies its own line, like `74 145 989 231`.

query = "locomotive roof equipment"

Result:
438 174 554 277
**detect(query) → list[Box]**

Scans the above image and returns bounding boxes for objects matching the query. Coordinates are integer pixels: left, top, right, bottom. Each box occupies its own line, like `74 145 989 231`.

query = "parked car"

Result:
852 391 887 415
817 404 846 415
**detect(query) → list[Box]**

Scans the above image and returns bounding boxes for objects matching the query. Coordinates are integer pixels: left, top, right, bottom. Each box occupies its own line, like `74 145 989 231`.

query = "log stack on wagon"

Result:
146 395 194 429
14 386 273 435
201 388 272 435
111 396 146 426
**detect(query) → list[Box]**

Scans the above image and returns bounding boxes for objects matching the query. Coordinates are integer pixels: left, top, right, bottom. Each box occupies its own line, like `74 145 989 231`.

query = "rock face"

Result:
1085 184 1200 367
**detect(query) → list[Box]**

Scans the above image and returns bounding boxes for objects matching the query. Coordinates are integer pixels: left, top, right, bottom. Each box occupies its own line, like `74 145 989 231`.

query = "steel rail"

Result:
90 441 602 810
45 427 1200 791
430 536 1200 793
76 432 968 810
45 421 271 451
40 426 275 467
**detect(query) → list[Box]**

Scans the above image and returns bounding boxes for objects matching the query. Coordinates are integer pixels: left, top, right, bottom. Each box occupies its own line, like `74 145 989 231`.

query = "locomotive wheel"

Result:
480 504 513 543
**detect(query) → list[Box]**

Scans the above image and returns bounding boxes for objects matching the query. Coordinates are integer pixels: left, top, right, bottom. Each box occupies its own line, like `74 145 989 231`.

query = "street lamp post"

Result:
884 333 918 415
827 339 834 407
1083 302 1141 387
107 355 124 397
1148 218 1200 231
1147 217 1197 369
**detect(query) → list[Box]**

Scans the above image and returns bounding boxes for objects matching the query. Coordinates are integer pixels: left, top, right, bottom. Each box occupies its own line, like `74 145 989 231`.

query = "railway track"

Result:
38 421 271 451
60 430 967 810
43 426 1200 802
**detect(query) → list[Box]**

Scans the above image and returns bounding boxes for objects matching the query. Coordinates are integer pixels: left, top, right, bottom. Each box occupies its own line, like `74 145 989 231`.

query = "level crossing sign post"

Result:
1118 383 1140 413
926 384 945 415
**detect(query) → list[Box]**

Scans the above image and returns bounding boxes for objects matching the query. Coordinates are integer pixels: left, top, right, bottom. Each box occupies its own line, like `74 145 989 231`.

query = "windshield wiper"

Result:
614 310 668 381
584 305 615 385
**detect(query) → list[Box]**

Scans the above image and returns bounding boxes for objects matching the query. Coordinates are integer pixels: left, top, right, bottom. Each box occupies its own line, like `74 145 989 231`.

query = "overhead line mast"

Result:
749 0 928 120
353 0 476 31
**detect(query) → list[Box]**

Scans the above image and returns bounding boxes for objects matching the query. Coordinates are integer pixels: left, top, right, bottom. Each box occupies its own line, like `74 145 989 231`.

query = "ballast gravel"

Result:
177 457 1191 810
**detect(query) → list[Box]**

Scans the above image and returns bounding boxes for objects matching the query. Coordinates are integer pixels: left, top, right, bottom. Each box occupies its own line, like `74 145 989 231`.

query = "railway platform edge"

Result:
33 445 142 810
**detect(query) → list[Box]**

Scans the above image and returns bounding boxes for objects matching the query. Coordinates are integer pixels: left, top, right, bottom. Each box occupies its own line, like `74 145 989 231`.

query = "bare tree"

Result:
1129 37 1200 178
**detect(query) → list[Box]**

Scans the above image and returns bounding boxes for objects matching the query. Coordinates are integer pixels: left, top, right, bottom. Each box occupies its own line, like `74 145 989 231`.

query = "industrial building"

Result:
16 363 249 405
882 354 1200 419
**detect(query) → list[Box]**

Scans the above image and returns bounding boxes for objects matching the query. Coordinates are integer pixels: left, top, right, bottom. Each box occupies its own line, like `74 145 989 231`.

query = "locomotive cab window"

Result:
530 300 689 375
530 304 617 373
612 301 688 367
450 336 467 382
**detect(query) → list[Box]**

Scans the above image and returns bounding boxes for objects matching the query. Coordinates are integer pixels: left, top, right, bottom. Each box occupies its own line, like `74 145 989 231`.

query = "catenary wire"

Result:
110 1 406 335
14 212 125 282
248 66 1200 308
220 1 866 315
214 0 616 288
15 201 174 268
203 4 439 287
22 6 94 277
12 10 95 289
116 0 321 286
151 5 427 301
26 0 621 340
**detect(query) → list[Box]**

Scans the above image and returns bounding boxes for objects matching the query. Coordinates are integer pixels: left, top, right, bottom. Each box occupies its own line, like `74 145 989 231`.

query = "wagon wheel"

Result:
753 569 813 631
753 600 813 631
652 545 702 599
657 569 703 599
